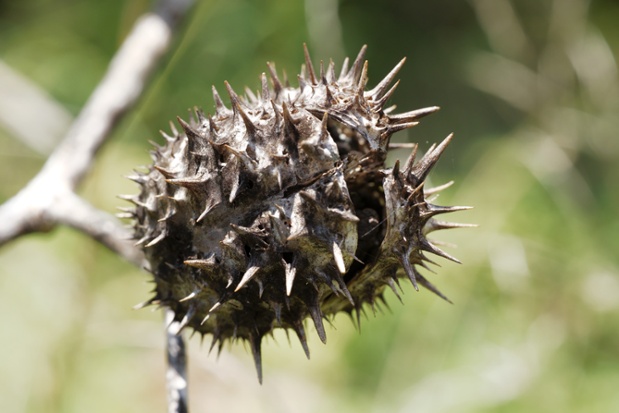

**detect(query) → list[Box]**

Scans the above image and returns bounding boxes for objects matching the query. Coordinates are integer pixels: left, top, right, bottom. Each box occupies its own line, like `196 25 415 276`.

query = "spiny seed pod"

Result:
123 45 471 382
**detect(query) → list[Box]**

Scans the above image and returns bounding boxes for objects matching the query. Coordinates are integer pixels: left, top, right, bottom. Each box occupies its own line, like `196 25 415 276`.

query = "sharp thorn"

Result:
260 72 270 102
303 43 317 84
249 335 263 384
388 121 419 133
145 232 166 248
266 62 283 95
332 241 347 274
284 260 297 296
184 259 216 270
339 57 350 80
235 266 260 292
196 201 220 222
212 85 228 114
424 219 477 234
417 273 453 304
327 59 336 83
179 290 198 302
168 120 178 136
389 106 440 123
244 86 258 104
386 278 403 303
153 165 176 179
421 239 462 264
349 45 368 81
412 133 454 180
400 251 419 291
133 297 158 310
399 145 418 176
308 305 327 343
224 81 240 106
373 80 400 109
424 180 454 195
357 60 369 92
367 57 406 99
294 322 311 359
176 307 195 332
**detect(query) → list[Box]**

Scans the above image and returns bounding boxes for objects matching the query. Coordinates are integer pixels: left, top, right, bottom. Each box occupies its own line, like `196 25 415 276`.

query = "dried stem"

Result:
166 309 189 413
0 0 194 412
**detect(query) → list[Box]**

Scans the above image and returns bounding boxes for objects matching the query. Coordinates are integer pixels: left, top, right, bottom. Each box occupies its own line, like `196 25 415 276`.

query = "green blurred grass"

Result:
1 0 619 412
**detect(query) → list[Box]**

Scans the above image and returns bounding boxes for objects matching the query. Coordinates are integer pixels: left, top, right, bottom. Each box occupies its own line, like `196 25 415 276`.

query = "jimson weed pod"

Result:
123 45 470 382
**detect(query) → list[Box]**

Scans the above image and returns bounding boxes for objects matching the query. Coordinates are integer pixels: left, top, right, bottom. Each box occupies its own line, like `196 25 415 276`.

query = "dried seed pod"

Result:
126 45 470 382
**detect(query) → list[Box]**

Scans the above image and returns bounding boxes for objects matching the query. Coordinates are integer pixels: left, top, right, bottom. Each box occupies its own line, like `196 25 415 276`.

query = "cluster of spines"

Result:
122 45 471 382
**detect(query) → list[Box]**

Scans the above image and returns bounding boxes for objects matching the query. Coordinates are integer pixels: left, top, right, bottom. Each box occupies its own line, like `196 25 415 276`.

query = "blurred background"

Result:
1 0 618 412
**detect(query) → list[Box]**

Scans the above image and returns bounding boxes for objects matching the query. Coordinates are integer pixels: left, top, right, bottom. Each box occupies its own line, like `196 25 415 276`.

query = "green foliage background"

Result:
1 0 618 412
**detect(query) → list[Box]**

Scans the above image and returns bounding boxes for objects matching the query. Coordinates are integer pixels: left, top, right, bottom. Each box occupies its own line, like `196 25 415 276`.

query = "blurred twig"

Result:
0 0 194 412
0 60 73 155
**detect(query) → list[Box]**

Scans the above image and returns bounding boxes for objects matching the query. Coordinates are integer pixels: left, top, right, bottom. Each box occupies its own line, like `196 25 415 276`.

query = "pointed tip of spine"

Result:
144 231 166 248
293 322 311 359
386 277 404 303
392 159 401 178
421 239 462 264
196 200 220 222
308 305 327 343
153 165 176 179
282 102 298 136
424 180 454 195
224 80 240 106
227 85 256 134
194 106 207 124
428 133 454 160
325 84 335 106
320 111 329 132
175 115 191 132
326 59 336 83
373 79 400 109
332 271 355 306
212 85 227 113
402 144 419 173
388 121 419 134
235 266 259 292
389 106 441 125
184 258 216 270
266 62 283 95
179 290 198 302
168 120 178 136
176 306 195 332
368 57 406 99
133 297 158 310
244 86 258 104
354 305 363 331
438 133 454 152
249 335 263 384
357 60 369 92
284 261 297 296
332 241 347 274
417 273 453 304
410 133 454 181
349 45 368 81
159 129 175 142
339 57 350 80
303 43 317 84
400 252 419 291
424 219 477 234
260 72 270 102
